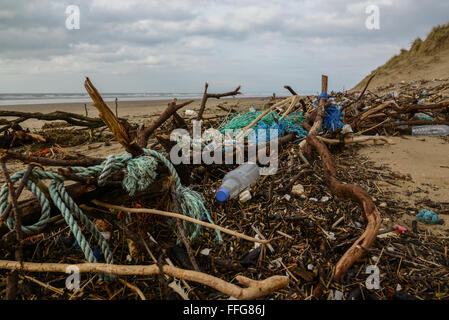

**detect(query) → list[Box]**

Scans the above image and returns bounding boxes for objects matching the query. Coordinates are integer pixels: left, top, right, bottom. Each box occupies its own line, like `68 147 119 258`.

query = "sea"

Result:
0 92 285 106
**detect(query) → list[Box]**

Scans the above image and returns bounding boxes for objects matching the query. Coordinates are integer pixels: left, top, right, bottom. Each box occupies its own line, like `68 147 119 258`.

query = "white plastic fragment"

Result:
200 248 211 256
100 231 111 241
271 258 282 269
291 184 304 196
185 109 198 117
239 189 252 202
331 290 344 300
327 232 336 241
320 196 330 203
341 124 353 134
254 234 261 249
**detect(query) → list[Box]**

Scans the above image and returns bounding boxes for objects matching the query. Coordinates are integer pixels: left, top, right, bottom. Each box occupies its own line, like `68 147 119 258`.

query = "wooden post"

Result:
115 97 118 117
84 104 88 117
321 75 328 94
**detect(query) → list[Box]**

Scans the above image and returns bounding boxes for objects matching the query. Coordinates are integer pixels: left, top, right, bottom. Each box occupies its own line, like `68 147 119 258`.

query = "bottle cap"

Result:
216 188 230 202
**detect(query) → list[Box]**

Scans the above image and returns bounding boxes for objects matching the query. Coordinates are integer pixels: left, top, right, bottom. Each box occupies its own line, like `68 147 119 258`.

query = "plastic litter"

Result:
411 125 449 136
185 109 198 117
239 189 252 203
216 162 260 202
416 209 440 224
393 224 407 234
291 184 304 196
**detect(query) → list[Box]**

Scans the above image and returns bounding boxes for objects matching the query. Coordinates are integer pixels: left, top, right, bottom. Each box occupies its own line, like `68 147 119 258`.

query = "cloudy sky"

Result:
0 0 448 94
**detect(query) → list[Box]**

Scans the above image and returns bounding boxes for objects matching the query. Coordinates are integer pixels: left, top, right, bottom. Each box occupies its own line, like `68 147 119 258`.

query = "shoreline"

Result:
0 96 280 130
0 94 280 107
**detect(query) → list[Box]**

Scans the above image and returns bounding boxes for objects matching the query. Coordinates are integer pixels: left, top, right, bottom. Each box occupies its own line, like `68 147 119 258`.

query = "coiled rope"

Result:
0 149 222 280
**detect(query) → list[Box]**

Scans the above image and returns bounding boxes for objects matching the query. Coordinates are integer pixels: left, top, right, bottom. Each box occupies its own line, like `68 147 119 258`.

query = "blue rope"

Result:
416 209 440 224
0 148 222 280
322 104 344 134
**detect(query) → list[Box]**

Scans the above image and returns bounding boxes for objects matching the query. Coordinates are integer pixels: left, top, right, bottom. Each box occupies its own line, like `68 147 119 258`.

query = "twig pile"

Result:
0 75 448 300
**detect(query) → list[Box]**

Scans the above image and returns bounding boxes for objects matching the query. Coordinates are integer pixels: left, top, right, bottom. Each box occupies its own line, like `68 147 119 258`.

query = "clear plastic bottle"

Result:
411 125 449 136
216 163 260 202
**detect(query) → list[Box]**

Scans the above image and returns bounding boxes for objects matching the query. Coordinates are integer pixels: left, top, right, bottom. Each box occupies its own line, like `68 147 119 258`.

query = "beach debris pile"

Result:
0 75 448 300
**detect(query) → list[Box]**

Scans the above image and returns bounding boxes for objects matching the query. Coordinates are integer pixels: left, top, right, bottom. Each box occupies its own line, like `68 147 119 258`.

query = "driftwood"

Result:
299 75 327 154
350 101 401 129
0 260 288 300
307 135 381 280
0 174 173 242
341 72 376 113
92 200 270 244
85 77 143 157
298 75 381 280
283 85 298 96
0 78 181 242
0 110 105 129
4 74 437 299
196 83 241 121
137 98 193 148
13 131 46 143
0 149 105 167
318 135 393 145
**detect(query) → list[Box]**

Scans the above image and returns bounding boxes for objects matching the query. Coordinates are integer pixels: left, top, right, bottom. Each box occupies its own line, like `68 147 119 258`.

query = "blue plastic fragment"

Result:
416 209 440 224
322 104 344 133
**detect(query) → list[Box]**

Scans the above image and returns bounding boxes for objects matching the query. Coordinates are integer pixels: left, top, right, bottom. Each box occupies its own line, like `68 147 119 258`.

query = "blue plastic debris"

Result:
322 104 344 133
416 209 440 224
73 241 104 261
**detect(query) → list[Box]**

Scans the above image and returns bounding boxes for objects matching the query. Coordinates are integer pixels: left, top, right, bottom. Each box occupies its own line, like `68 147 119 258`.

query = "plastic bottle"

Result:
411 125 449 136
216 163 260 202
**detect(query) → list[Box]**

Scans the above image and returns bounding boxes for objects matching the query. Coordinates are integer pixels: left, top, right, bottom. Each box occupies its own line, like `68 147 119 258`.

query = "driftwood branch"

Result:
307 134 381 280
300 76 381 280
136 98 193 148
0 110 105 128
196 83 242 120
0 149 105 167
318 135 393 145
84 77 143 157
0 260 288 300
350 101 401 129
341 72 376 112
284 85 298 96
92 200 271 244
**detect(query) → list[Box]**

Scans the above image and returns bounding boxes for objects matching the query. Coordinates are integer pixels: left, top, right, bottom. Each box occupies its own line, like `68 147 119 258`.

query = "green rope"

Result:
0 148 221 281
219 110 307 139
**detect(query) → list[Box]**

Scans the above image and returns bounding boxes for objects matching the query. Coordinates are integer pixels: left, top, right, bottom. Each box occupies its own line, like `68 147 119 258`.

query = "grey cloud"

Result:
0 0 448 93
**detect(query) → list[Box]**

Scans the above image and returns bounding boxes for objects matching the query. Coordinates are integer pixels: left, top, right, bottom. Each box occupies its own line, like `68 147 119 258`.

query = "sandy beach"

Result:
0 96 274 131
